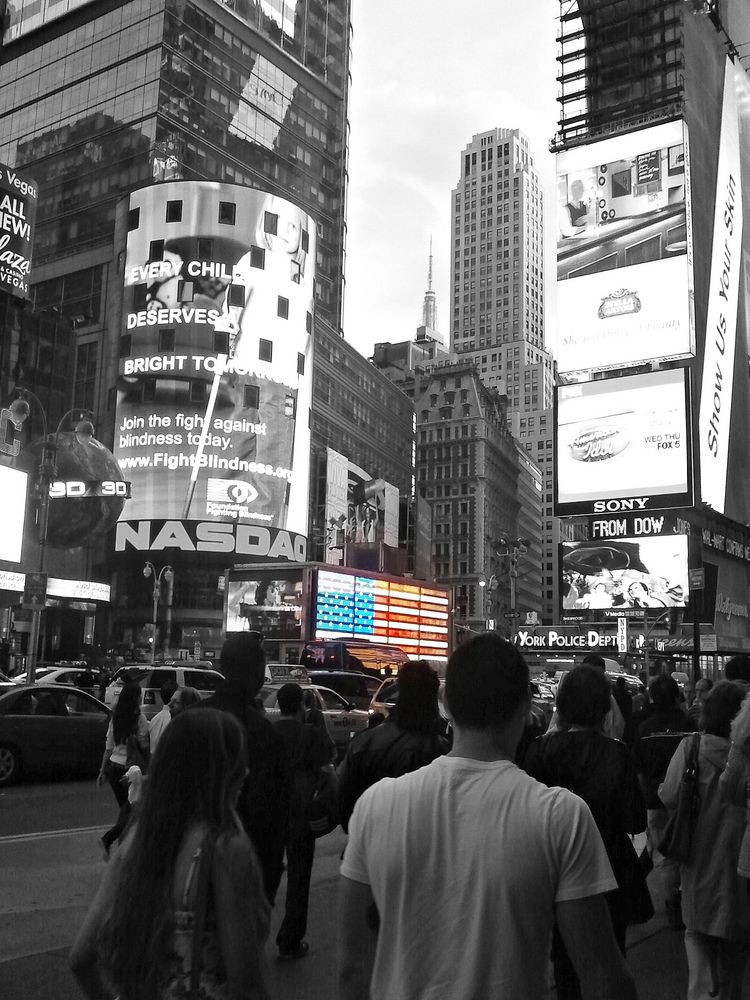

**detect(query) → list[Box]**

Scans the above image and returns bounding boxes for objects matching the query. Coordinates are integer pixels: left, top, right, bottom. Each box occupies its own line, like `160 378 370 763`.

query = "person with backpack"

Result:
336 660 450 833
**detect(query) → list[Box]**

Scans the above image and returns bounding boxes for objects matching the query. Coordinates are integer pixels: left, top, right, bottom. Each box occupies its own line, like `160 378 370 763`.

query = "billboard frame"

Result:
553 367 695 518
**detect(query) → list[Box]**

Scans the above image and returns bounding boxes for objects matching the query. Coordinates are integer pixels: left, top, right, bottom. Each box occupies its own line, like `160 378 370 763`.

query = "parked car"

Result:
12 667 101 689
104 664 225 719
306 670 382 710
258 682 369 754
0 684 110 786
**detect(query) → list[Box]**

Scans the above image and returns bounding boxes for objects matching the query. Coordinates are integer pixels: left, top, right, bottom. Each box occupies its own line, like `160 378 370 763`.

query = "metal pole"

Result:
27 436 56 684
509 558 517 644
151 583 158 665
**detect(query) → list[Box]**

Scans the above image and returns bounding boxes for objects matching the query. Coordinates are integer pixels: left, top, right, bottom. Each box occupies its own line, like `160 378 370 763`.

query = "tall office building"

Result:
0 0 353 658
551 0 750 659
450 127 557 623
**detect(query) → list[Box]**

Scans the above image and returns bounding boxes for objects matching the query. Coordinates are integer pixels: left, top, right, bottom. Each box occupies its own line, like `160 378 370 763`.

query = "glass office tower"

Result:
0 0 350 331
0 0 352 659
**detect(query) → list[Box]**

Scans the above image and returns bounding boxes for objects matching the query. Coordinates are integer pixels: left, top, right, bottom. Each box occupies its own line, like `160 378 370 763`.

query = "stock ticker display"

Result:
313 569 450 658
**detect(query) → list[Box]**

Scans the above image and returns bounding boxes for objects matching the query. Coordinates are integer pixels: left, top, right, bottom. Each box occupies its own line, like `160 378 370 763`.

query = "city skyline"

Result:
344 0 558 359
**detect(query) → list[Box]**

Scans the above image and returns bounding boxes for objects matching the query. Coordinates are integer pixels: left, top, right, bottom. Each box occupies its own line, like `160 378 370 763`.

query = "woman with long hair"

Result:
98 680 150 856
660 681 750 1000
71 707 270 1000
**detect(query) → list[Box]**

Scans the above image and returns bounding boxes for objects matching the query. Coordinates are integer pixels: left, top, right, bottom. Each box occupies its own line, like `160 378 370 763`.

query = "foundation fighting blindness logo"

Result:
206 478 258 513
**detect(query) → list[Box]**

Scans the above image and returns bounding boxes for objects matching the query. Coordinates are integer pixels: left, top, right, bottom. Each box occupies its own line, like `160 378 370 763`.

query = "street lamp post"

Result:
143 562 174 664
6 391 94 684
490 536 530 643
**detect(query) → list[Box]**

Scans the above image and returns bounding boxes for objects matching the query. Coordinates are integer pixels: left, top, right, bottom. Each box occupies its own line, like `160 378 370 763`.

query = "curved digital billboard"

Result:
113 182 315 561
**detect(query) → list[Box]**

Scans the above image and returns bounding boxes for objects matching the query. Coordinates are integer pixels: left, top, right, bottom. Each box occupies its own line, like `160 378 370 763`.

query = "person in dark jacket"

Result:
524 665 649 1000
202 633 290 904
632 673 691 928
336 660 450 833
272 682 332 961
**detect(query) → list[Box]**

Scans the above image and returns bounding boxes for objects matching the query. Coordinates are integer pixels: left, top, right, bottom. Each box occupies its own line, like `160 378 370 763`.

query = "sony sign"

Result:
115 520 307 562
592 498 651 513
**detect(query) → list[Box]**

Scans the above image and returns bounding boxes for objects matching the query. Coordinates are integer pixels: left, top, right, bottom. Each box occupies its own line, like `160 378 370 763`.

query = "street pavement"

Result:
1 791 747 999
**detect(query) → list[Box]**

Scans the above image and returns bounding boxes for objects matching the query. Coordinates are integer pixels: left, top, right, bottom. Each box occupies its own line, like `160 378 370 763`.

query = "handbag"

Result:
125 729 149 773
307 765 339 838
658 733 701 863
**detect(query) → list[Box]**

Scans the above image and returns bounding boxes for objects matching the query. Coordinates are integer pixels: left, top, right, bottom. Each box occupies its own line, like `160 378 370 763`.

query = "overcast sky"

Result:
343 0 560 359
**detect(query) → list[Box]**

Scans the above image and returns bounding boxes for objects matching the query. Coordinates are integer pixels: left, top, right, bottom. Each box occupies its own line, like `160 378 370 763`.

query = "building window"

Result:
277 296 289 319
128 208 140 231
250 246 266 269
197 239 213 259
259 339 273 362
189 381 206 403
244 384 260 408
149 240 164 261
214 332 230 354
297 352 305 375
159 329 175 352
165 200 183 223
227 284 245 307
264 211 278 235
218 202 236 225
118 335 132 358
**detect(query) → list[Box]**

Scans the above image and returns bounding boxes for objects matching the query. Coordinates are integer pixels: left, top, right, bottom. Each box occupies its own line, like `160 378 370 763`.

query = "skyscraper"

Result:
450 127 558 623
0 0 353 659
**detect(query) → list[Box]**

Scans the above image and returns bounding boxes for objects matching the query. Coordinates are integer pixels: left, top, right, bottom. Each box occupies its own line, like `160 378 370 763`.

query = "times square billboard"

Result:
113 182 315 562
556 119 695 378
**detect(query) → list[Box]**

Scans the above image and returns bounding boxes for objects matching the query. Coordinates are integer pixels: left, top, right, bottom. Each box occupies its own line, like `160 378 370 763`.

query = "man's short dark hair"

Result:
220 633 266 697
701 680 746 738
556 665 611 727
649 674 680 713
581 653 606 670
724 655 750 683
277 682 303 715
160 680 179 704
394 660 440 731
445 633 529 729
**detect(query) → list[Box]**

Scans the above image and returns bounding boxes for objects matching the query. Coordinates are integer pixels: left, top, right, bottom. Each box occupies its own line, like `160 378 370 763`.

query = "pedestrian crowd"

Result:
69 634 750 999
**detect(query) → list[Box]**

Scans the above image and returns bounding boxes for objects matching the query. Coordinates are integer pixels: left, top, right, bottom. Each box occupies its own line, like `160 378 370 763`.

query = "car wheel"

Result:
0 744 21 786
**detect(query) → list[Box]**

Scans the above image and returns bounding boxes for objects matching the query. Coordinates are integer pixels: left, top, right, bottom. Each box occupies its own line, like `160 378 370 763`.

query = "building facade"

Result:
450 127 557 622
551 0 750 659
0 0 353 660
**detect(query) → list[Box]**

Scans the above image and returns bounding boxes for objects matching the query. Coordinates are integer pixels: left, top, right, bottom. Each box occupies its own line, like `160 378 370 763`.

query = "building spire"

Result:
421 236 437 330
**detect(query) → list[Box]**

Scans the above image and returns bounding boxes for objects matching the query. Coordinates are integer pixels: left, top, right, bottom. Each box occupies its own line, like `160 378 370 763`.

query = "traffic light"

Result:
668 608 680 635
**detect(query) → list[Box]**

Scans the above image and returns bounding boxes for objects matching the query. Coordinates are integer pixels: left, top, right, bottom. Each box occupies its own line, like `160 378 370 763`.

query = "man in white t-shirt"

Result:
338 633 637 1000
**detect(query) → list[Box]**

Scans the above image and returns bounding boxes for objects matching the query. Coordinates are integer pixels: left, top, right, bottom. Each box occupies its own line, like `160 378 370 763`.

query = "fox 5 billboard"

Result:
556 120 694 377
113 182 315 560
554 368 694 517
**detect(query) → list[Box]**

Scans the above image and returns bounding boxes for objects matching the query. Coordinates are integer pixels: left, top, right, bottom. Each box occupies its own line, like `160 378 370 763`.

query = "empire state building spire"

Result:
421 236 437 330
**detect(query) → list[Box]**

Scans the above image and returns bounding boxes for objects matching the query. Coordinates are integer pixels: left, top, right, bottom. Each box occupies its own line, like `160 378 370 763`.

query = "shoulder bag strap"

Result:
189 835 216 1000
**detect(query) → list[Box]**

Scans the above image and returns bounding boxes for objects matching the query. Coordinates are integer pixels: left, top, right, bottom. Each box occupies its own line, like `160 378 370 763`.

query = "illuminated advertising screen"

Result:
0 163 36 299
556 120 694 376
224 565 304 639
311 568 451 659
324 448 400 565
113 182 315 561
0 465 27 562
554 368 693 517
699 57 744 516
561 536 689 617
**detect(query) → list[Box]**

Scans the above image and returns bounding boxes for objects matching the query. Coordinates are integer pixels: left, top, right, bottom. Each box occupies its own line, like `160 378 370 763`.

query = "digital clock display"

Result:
313 569 450 659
